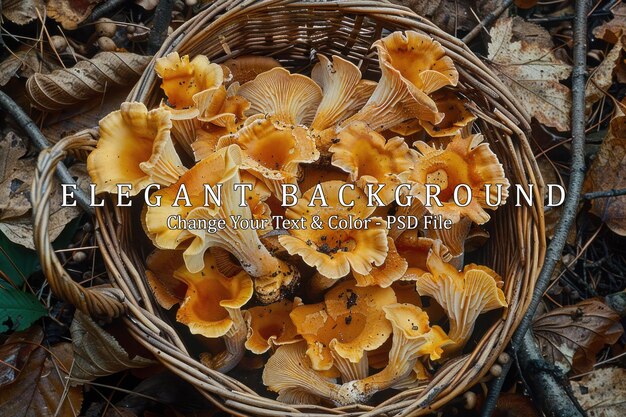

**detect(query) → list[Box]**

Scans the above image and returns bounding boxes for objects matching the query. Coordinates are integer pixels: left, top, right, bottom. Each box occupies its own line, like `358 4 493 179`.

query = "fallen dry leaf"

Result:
593 3 626 44
487 17 572 132
26 52 150 112
0 132 83 249
0 326 43 388
1 0 44 25
584 103 626 236
46 0 103 30
586 38 624 114
571 367 626 417
533 299 623 373
0 342 83 417
70 311 154 382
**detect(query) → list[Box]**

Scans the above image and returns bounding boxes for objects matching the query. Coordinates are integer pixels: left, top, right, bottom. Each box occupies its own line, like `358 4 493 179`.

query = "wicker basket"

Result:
32 0 546 415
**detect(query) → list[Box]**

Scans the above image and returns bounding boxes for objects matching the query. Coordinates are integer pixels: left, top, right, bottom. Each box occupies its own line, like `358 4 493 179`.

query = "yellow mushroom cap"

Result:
395 231 452 280
155 52 224 114
217 115 319 197
244 299 301 354
290 281 397 370
422 90 477 137
374 30 458 95
147 250 253 339
416 250 507 349
87 102 186 195
330 121 416 205
278 181 389 279
401 133 510 224
238 67 323 125
352 237 408 288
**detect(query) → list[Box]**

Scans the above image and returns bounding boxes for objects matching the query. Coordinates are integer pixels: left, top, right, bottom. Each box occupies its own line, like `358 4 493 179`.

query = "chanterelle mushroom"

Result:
146 249 253 372
338 303 451 403
290 280 397 383
342 30 458 132
330 121 416 205
278 181 389 280
416 249 508 353
154 52 225 155
400 133 510 224
87 102 186 195
217 115 320 198
143 145 299 304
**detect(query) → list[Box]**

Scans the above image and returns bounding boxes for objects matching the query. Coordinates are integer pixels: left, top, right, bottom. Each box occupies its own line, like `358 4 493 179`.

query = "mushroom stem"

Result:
200 307 247 373
306 272 339 299
388 198 427 240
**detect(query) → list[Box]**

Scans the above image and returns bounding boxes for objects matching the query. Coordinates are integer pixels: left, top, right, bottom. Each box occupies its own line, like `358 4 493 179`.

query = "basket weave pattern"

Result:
33 1 546 415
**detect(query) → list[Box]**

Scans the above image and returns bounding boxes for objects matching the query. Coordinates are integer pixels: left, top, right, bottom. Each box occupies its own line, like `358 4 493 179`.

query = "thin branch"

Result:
480 0 590 415
147 0 174 55
462 0 515 44
0 91 94 214
83 0 129 24
517 332 586 417
583 188 626 199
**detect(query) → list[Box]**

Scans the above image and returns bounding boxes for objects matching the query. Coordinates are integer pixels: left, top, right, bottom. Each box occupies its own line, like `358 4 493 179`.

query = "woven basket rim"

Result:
33 1 546 416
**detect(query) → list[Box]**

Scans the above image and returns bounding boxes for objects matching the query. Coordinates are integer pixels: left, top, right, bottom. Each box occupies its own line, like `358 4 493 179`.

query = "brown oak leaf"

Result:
593 4 626 44
584 102 626 236
0 326 44 387
533 299 623 373
1 0 44 25
571 367 626 417
47 0 103 30
0 342 83 417
487 17 572 131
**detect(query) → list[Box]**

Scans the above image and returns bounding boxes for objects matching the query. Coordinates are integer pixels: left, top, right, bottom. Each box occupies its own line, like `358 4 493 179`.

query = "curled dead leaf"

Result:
584 103 626 236
70 311 154 382
25 52 150 112
1 0 44 25
586 38 625 114
593 4 626 44
47 0 103 30
533 299 623 373
0 326 43 388
487 17 572 132
0 132 83 249
571 367 626 417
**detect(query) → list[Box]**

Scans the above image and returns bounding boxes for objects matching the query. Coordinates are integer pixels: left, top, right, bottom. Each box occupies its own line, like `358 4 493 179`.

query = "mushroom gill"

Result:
237 67 323 125
416 249 508 353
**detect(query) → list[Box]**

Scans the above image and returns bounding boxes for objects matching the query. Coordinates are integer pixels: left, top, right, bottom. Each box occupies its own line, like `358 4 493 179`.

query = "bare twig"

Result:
0 91 94 214
147 0 174 55
462 0 515 44
83 0 129 24
517 332 586 417
583 188 626 199
480 0 590 415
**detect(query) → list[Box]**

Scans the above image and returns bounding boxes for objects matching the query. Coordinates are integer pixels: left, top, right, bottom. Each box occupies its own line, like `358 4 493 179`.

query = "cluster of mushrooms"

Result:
87 30 511 405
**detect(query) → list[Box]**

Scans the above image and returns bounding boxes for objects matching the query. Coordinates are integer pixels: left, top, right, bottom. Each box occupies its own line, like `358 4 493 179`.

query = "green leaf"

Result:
0 216 82 286
0 287 48 333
